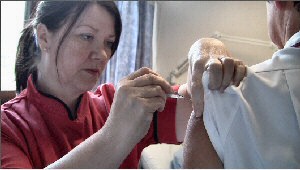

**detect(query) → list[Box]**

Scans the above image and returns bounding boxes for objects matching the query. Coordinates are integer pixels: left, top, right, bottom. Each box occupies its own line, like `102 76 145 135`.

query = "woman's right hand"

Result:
108 67 174 142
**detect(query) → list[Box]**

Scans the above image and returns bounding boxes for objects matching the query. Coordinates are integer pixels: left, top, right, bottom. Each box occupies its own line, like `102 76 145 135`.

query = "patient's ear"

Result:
275 1 297 14
36 23 50 51
274 1 285 10
274 1 294 10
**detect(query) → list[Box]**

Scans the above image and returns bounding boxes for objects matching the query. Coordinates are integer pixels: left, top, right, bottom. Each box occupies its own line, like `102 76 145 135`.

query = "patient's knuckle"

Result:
155 85 162 92
140 67 150 74
224 57 234 65
209 62 222 73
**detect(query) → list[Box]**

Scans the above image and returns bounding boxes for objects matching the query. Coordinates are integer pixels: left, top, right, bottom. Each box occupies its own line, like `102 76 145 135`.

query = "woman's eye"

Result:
105 41 114 49
80 34 94 41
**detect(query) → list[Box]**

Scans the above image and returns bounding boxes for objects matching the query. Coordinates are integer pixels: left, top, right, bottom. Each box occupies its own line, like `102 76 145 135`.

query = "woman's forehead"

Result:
75 3 114 28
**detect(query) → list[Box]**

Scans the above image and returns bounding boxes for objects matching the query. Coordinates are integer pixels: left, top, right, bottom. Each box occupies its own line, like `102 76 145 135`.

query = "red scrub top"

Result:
1 75 179 168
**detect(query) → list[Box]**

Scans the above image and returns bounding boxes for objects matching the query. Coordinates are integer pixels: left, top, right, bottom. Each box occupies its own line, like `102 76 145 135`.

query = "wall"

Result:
153 1 275 85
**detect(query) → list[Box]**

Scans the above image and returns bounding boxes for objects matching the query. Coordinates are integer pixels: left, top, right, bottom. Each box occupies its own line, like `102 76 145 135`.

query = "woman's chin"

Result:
73 75 99 93
75 81 97 93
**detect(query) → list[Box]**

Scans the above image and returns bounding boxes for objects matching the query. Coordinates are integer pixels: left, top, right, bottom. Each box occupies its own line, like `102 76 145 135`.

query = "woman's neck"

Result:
36 71 81 114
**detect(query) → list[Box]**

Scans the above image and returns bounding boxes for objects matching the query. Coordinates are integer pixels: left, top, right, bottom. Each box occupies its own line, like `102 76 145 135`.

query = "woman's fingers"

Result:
126 67 158 80
135 85 166 99
117 67 174 113
143 96 167 112
115 84 167 114
122 67 173 94
110 68 174 143
128 73 174 94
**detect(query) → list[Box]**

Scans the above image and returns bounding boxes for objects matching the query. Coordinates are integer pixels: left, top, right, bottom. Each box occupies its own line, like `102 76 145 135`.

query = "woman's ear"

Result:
36 23 49 51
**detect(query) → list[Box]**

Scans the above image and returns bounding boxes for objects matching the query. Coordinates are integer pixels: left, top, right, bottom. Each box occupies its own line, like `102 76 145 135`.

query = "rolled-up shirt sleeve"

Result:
202 71 243 165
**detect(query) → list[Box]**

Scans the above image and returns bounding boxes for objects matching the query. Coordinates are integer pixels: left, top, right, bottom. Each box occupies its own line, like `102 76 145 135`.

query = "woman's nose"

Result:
91 42 109 61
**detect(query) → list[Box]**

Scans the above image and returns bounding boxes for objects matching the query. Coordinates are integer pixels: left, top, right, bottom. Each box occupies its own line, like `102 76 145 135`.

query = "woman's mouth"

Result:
85 69 100 76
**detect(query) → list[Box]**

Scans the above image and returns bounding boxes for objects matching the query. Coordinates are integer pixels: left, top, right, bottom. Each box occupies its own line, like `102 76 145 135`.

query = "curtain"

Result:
98 1 155 86
24 1 39 24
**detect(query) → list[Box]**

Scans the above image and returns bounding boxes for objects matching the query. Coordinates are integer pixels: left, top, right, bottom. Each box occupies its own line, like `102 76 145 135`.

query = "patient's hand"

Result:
187 38 246 117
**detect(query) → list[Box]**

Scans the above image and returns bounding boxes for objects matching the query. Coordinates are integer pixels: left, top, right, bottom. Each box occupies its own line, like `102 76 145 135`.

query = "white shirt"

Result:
203 31 300 168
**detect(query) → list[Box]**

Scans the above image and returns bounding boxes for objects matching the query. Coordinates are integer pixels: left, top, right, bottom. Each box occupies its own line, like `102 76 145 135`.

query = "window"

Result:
1 1 25 91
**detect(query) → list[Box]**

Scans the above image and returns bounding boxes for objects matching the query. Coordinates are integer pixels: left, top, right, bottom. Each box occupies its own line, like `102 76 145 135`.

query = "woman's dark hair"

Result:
15 1 122 94
294 1 300 12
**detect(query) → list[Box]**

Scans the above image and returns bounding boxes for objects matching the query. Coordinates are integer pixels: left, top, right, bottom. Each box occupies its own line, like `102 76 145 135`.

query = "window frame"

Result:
0 1 34 103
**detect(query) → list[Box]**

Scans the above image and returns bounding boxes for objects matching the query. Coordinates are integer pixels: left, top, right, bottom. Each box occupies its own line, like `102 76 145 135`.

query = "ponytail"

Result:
15 23 39 94
295 1 300 12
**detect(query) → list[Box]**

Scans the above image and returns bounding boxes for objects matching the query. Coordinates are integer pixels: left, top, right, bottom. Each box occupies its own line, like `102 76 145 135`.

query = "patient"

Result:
183 1 300 168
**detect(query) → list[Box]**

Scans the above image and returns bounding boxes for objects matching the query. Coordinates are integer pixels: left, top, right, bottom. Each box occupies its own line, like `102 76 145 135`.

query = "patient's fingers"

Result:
191 58 207 117
206 58 222 90
220 57 235 92
233 60 247 86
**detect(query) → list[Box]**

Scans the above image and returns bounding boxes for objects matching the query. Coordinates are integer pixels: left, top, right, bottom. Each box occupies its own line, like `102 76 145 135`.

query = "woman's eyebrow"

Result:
76 24 98 32
76 24 116 38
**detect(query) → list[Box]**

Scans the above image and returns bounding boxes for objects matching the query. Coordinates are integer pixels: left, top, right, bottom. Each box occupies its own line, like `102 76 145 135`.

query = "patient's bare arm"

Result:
183 38 246 168
183 112 223 168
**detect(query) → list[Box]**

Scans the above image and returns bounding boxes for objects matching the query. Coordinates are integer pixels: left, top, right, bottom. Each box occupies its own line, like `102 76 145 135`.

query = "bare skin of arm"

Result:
175 50 245 142
182 38 246 168
183 113 223 168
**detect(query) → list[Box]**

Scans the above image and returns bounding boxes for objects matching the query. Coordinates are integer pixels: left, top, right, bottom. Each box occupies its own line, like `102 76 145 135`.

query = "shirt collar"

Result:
26 75 85 121
251 31 300 73
284 31 300 48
